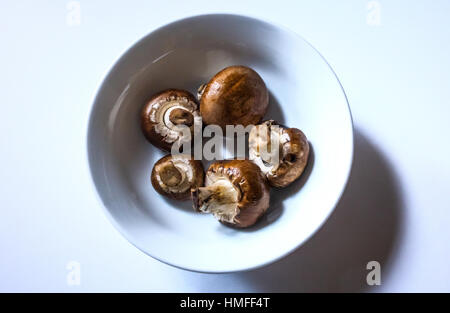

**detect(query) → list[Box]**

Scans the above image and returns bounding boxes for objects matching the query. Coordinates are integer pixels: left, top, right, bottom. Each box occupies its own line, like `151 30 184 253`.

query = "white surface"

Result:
0 0 449 292
87 14 353 273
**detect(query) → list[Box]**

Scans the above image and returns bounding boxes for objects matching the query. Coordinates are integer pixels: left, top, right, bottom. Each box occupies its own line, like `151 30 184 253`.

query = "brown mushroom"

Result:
198 66 269 131
248 120 309 188
141 89 201 151
191 159 270 228
151 154 204 200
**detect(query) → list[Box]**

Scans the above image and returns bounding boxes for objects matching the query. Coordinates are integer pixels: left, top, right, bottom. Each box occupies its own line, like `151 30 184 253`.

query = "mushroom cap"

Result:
192 159 270 228
249 120 310 188
151 154 204 200
200 66 269 131
141 89 201 151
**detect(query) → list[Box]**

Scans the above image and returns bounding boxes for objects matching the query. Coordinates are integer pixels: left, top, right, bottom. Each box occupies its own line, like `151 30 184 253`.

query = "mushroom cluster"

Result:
141 65 310 228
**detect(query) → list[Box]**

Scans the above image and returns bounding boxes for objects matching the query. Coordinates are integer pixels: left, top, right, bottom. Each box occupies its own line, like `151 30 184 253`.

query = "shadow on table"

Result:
237 128 404 292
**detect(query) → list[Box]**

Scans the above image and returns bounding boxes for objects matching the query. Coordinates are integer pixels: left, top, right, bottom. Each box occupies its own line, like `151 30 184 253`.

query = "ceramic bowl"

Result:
87 14 353 272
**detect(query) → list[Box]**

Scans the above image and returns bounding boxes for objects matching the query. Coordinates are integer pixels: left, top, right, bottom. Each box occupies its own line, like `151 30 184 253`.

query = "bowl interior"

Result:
87 14 353 272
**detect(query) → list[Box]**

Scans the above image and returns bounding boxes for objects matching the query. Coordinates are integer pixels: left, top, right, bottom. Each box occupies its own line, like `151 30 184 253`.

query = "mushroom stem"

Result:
192 179 241 223
169 108 194 126
249 120 282 174
159 162 183 187
197 83 206 100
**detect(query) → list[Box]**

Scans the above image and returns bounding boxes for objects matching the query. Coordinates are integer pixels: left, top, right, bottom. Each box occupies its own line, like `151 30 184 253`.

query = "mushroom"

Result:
151 154 204 200
198 65 269 131
248 120 310 188
141 89 201 151
191 159 270 228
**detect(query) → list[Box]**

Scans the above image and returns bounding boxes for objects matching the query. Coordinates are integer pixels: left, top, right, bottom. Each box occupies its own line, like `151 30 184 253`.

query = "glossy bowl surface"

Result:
87 14 353 272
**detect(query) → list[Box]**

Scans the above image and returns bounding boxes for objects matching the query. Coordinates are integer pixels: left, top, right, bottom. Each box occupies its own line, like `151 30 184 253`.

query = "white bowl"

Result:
87 14 353 273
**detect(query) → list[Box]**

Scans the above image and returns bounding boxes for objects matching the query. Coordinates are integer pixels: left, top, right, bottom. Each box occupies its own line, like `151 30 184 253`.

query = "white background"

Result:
1 0 449 292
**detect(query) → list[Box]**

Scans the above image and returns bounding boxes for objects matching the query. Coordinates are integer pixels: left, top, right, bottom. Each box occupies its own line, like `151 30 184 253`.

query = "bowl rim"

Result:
86 13 354 273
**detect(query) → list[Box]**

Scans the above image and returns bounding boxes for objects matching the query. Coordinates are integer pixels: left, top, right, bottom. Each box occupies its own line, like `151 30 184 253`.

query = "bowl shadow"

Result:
236 128 404 292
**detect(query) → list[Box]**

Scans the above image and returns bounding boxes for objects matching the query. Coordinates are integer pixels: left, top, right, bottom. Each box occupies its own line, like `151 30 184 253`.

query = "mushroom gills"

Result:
195 175 241 223
249 120 310 188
